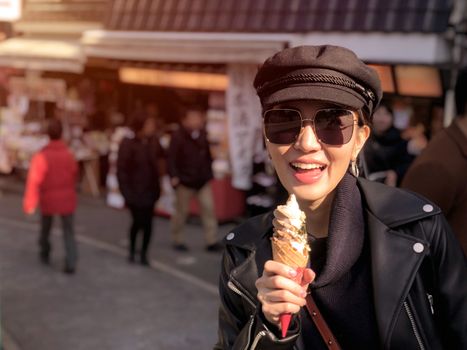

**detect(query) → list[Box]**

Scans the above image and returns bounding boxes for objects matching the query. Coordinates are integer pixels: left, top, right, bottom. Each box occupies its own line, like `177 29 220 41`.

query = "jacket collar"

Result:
45 140 67 149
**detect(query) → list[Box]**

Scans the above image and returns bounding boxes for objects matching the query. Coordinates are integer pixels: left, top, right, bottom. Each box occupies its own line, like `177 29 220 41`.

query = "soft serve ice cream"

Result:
271 194 310 268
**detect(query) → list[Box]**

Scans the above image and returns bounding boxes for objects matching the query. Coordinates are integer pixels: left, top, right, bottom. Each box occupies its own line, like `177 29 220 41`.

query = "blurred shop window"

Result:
395 66 443 98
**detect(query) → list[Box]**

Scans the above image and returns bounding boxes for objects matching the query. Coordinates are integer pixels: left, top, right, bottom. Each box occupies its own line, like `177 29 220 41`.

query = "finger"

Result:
301 268 316 286
263 260 299 279
263 275 307 298
262 302 301 317
265 289 307 307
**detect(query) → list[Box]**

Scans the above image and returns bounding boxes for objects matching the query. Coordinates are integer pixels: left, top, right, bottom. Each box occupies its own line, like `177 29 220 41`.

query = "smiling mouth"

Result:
290 162 326 172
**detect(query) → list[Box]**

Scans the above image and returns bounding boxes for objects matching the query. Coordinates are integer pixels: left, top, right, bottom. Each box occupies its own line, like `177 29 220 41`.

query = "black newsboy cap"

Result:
254 45 382 120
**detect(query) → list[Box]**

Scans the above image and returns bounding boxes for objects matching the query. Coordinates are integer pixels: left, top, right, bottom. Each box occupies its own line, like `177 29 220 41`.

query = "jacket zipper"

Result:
404 301 425 350
427 293 434 315
227 279 257 309
250 330 266 350
227 280 264 350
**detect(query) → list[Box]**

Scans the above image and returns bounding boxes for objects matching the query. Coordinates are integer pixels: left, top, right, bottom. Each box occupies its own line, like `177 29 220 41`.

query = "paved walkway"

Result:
0 177 238 350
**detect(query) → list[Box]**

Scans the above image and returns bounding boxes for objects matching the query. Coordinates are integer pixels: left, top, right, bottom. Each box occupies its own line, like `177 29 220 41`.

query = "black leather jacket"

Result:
215 178 467 350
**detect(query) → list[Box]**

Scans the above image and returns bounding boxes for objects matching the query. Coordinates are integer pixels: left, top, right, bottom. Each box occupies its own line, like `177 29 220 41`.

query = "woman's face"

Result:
142 117 156 136
265 100 370 209
183 110 205 131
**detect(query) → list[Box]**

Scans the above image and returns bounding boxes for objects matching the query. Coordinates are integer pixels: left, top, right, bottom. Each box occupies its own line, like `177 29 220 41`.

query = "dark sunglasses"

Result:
263 108 359 146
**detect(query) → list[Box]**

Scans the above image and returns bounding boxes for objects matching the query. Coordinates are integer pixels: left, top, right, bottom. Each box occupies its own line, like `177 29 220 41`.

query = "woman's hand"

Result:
255 260 315 327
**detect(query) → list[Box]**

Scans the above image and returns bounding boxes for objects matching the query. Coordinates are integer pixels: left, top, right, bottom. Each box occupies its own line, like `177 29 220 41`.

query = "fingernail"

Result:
289 269 297 277
301 291 307 297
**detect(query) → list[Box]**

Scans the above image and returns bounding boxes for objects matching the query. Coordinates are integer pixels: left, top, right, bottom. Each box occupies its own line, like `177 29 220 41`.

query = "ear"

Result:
352 125 370 159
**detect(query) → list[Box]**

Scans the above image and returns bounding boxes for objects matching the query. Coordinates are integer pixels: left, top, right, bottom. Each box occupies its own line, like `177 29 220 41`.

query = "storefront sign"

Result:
119 67 228 91
226 64 262 190
0 0 21 21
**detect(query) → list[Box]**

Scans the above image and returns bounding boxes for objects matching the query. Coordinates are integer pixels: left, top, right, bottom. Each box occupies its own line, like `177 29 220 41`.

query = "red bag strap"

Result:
305 294 342 350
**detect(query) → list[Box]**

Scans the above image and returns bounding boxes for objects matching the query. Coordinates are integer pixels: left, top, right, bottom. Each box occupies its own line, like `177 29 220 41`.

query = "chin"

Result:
288 184 328 204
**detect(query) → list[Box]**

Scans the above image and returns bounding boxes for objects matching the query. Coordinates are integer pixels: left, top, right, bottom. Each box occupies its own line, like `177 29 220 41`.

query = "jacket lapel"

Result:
367 210 428 348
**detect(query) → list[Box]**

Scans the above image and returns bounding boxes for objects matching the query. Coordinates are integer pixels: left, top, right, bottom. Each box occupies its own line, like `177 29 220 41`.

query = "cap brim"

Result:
260 83 366 110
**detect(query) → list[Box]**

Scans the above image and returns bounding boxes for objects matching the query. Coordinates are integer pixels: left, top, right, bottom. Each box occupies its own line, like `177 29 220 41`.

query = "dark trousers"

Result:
39 214 77 269
128 205 154 261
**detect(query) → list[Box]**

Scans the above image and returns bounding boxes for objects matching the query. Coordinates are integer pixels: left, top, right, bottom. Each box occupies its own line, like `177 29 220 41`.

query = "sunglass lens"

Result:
314 109 355 145
264 110 301 144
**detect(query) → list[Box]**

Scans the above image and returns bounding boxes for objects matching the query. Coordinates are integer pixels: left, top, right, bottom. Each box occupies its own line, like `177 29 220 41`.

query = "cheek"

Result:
266 144 291 181
267 144 286 168
327 150 351 176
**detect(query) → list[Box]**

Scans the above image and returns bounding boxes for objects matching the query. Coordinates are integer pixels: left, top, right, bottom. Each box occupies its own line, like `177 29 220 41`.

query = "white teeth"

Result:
291 162 323 170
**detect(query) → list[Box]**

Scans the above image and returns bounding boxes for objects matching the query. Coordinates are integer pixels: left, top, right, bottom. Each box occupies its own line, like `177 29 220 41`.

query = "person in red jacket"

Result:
23 119 79 274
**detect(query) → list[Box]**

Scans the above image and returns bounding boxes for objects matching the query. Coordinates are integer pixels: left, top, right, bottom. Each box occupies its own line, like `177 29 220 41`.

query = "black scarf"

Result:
298 173 379 349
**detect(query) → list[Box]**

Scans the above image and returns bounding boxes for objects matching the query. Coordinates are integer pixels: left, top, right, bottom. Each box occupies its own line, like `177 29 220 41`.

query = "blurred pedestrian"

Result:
117 112 164 265
23 119 78 274
402 68 467 254
363 104 413 186
168 105 221 252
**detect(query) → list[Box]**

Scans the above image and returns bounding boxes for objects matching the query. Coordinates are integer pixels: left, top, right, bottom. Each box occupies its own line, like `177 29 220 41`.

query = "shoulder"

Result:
357 178 441 228
31 151 47 166
223 212 273 251
170 127 184 140
414 128 456 162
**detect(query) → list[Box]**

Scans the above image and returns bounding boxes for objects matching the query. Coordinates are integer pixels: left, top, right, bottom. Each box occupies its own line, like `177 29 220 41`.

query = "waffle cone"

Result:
272 236 309 269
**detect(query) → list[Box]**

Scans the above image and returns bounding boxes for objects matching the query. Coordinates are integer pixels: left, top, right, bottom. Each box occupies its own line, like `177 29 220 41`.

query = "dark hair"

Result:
129 111 150 133
455 68 467 116
376 103 394 117
181 104 207 122
47 119 63 140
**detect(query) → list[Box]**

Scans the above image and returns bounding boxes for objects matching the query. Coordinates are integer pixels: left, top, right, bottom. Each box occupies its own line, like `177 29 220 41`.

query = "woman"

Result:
117 112 164 265
215 45 466 349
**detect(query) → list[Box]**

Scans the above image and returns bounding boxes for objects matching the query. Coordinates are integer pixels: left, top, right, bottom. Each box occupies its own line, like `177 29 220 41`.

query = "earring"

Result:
350 159 359 177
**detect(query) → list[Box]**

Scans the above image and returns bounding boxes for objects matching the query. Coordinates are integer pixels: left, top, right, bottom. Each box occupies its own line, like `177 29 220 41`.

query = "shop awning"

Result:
0 38 85 73
82 30 288 64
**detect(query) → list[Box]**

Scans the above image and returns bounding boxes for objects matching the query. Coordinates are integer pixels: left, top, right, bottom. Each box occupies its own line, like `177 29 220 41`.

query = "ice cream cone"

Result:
270 194 310 338
272 236 309 269
272 239 308 338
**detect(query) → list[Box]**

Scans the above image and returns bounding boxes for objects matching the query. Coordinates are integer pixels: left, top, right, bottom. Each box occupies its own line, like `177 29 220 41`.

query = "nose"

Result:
294 124 321 152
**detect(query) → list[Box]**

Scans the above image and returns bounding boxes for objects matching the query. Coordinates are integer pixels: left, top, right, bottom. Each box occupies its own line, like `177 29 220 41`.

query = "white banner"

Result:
0 0 21 21
226 64 263 190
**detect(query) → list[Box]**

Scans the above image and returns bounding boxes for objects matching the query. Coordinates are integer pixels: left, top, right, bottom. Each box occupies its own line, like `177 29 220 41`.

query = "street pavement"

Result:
0 176 239 350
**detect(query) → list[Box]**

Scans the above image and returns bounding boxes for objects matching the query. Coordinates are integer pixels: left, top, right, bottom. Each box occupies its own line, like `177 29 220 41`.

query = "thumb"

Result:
301 268 315 286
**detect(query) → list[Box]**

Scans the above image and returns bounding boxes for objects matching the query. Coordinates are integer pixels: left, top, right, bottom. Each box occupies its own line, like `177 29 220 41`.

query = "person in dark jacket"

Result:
117 112 164 265
363 103 413 186
215 45 466 349
168 106 221 252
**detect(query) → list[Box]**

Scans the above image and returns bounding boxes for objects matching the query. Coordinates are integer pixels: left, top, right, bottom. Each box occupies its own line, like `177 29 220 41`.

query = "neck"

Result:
300 191 336 238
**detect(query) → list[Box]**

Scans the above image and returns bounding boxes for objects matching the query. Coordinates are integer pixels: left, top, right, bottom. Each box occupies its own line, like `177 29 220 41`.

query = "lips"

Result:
289 160 327 184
